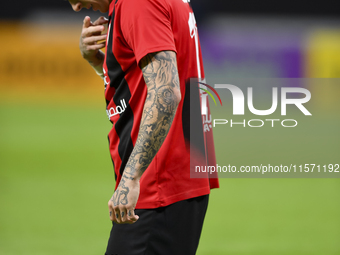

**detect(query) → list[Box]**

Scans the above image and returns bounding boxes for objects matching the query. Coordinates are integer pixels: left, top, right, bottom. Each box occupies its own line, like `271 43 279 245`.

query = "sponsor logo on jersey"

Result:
106 99 127 119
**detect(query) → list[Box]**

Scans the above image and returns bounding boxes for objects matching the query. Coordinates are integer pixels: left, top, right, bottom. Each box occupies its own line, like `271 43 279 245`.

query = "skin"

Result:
68 0 181 224
79 16 107 69
108 51 181 224
68 1 110 71
68 0 112 13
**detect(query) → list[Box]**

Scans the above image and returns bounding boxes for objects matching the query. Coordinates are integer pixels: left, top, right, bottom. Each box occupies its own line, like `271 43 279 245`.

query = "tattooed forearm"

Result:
124 51 181 178
123 174 135 180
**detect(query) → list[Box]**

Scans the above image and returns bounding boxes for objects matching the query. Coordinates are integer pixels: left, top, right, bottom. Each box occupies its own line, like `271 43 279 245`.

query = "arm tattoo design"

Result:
112 51 180 207
125 51 180 177
112 177 129 206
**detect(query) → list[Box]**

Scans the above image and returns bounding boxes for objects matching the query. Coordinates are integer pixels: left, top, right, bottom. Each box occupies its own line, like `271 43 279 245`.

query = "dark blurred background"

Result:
2 0 340 20
1 0 339 86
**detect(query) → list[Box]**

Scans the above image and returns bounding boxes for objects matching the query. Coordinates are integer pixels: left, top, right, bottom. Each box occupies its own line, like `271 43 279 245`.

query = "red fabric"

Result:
104 0 218 209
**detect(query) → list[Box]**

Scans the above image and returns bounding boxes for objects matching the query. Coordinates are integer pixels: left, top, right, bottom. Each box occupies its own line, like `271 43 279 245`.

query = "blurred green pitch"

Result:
1 97 339 255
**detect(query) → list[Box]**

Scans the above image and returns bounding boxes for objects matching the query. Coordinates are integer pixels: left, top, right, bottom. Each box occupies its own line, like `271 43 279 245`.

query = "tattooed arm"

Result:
108 51 181 224
126 51 181 176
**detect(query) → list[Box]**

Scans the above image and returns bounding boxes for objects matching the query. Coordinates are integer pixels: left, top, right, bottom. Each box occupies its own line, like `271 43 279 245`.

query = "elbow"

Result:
170 87 181 111
174 87 181 106
157 84 181 114
163 85 181 114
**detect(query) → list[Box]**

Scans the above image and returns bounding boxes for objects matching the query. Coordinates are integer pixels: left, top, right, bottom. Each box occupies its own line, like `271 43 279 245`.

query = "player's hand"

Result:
108 175 140 224
79 16 108 65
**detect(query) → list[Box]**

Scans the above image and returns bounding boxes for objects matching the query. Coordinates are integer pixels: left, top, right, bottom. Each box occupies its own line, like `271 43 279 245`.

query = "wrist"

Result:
122 167 142 181
83 51 105 79
82 50 105 67
122 171 141 182
92 64 104 79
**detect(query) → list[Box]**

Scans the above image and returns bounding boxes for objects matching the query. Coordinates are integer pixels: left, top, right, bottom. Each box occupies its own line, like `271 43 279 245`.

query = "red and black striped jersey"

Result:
103 0 219 209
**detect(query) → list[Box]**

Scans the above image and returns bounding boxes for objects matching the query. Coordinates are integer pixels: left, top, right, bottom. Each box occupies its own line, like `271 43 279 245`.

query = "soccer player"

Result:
68 0 219 254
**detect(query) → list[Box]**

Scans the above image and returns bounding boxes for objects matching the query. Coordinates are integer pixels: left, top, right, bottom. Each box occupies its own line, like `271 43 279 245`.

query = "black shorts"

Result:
105 195 209 255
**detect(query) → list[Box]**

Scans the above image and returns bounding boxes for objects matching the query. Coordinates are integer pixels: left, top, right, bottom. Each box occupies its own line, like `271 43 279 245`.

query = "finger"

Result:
83 34 107 45
98 41 106 49
114 206 121 224
93 16 109 26
120 208 128 223
85 43 106 51
108 200 116 222
83 16 92 28
83 26 105 37
126 209 139 224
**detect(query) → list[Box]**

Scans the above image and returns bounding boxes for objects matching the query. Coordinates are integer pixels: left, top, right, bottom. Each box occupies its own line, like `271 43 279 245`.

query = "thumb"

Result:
83 16 92 28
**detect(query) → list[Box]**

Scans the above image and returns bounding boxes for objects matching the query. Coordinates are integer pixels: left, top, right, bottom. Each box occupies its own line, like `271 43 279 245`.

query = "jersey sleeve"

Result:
119 0 177 65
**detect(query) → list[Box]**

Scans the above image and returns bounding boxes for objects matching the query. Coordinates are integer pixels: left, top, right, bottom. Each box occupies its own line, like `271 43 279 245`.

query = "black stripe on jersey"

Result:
106 12 135 176
107 136 117 181
105 15 113 109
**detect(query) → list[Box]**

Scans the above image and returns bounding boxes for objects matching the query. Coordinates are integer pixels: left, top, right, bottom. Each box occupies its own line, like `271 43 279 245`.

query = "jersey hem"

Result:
135 186 210 209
